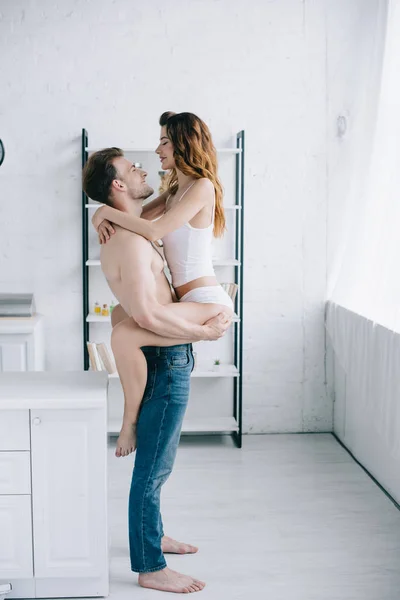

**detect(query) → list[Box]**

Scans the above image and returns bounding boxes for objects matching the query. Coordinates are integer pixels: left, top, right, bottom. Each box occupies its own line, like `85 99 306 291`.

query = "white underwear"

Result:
179 286 234 310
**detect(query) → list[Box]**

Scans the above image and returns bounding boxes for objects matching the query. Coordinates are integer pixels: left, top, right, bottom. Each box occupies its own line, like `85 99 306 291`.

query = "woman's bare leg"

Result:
111 321 149 457
111 303 129 328
110 304 137 457
111 302 232 457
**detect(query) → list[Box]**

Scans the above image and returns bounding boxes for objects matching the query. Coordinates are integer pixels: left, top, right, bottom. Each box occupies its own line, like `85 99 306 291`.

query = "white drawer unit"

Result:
0 372 109 599
0 453 31 495
0 411 30 451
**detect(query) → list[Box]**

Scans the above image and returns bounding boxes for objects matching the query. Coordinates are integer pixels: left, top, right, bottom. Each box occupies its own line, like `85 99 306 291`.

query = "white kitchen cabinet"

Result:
0 453 31 494
0 372 109 599
0 315 44 372
0 411 30 451
0 496 33 579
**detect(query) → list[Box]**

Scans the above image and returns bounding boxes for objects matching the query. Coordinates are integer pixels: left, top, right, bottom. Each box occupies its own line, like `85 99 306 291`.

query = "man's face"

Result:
112 156 154 200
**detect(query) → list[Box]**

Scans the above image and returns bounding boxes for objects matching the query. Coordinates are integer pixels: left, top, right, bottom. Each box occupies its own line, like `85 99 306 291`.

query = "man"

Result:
82 148 230 594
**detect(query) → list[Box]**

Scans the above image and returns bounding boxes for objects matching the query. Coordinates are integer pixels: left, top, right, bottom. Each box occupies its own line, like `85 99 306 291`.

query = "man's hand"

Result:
98 219 115 244
202 312 233 341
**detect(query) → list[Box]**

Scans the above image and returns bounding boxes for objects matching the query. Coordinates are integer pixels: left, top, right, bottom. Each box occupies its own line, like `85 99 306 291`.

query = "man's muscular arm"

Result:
121 237 228 341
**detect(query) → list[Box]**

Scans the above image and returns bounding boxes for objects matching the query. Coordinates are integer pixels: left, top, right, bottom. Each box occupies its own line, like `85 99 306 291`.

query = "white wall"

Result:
0 0 332 433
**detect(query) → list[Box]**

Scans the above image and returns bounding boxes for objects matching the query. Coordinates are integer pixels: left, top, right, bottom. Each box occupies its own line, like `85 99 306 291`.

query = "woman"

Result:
93 112 234 456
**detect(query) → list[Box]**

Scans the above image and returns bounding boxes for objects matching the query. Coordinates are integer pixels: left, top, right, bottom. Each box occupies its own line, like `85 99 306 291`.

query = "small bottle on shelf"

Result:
110 300 115 314
94 302 101 315
101 304 109 317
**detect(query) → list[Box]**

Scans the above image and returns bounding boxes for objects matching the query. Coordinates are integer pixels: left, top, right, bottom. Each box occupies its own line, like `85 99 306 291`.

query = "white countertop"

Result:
0 371 108 409
0 313 44 333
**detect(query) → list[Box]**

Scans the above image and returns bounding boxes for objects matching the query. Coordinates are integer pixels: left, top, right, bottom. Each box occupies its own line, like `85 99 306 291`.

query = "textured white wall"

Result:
0 0 333 433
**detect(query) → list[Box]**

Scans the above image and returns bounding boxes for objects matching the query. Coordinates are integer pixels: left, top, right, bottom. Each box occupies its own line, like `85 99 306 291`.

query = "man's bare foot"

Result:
162 535 198 555
139 567 205 593
115 423 137 457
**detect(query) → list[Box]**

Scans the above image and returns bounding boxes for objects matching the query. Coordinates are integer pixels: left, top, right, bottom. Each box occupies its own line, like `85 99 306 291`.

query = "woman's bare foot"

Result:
162 535 198 554
139 567 205 593
115 423 137 457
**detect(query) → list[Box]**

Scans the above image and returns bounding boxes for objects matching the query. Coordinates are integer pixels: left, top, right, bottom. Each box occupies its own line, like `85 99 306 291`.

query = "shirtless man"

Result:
82 148 230 594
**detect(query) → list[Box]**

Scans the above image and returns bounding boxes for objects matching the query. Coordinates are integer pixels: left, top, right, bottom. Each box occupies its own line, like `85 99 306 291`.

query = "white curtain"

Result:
326 0 400 493
327 0 400 331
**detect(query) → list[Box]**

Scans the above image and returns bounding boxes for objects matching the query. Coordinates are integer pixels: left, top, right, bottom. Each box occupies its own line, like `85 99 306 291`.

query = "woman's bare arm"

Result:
140 190 169 221
92 179 213 242
95 191 168 243
121 236 229 341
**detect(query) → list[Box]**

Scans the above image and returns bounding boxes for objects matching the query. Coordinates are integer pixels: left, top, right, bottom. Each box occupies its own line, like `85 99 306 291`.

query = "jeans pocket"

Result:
169 351 190 369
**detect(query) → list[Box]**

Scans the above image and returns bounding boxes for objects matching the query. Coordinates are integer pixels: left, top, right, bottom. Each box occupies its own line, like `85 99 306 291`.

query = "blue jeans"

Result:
129 343 194 573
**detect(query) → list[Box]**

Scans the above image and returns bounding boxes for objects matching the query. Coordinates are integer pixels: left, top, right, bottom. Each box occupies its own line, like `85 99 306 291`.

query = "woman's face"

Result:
156 126 175 170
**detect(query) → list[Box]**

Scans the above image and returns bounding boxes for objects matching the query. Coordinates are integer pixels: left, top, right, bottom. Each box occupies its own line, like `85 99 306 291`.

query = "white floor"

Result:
107 434 400 599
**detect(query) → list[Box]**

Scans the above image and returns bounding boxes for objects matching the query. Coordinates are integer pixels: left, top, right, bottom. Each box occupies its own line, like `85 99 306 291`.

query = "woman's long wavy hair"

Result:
159 111 225 237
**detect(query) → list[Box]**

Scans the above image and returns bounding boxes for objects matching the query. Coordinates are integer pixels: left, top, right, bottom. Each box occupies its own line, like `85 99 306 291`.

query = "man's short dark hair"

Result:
82 147 124 206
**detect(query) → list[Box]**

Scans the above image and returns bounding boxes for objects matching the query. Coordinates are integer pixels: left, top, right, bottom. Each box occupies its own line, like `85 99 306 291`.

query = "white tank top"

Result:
161 182 215 288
